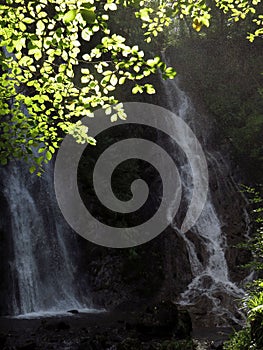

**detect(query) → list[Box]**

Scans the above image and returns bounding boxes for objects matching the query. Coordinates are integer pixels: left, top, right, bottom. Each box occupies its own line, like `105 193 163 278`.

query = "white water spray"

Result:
162 73 247 326
2 162 91 316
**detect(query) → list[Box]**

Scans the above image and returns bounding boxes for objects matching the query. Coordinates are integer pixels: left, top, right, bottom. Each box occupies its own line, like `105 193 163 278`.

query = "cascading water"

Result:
2 161 92 317
162 72 248 326
0 49 91 316
1 49 250 324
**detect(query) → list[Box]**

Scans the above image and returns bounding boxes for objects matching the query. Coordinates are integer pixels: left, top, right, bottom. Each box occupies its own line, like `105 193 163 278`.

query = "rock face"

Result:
77 228 193 311
209 154 252 281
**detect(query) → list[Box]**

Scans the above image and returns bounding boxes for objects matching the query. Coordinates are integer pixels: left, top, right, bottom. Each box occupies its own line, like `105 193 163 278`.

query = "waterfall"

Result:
2 161 92 317
162 74 248 326
0 51 250 323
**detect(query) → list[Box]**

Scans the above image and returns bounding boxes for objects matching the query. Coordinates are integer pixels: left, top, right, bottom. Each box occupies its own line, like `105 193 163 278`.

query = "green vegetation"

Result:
224 188 263 350
223 328 252 350
0 0 177 172
1 0 263 174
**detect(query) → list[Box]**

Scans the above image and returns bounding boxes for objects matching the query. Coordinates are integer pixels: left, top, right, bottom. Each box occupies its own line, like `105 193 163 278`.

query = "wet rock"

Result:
186 295 214 328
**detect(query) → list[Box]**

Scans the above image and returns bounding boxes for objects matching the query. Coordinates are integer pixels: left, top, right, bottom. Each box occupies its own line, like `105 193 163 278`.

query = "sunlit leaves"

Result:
136 8 153 22
0 0 179 172
132 83 156 94
105 102 127 122
215 0 263 41
137 2 209 39
104 2 118 11
63 9 77 23
65 120 92 144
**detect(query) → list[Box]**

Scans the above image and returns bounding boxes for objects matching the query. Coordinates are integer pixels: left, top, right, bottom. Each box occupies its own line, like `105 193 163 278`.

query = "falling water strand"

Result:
3 162 91 316
162 68 246 326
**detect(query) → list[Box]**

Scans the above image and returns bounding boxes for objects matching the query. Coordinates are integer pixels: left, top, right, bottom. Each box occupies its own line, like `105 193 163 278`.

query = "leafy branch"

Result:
0 0 176 172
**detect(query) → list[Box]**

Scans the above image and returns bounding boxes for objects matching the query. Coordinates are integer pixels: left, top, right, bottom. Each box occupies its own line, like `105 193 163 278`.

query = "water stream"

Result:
2 162 91 316
162 74 247 326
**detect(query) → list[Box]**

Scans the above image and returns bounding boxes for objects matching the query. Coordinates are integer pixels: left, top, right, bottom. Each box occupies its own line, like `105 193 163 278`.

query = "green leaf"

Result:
37 20 45 32
23 17 34 24
88 137 96 145
80 9 96 23
119 77 126 85
0 158 7 165
36 156 43 165
132 85 143 94
6 45 14 53
145 84 156 94
105 106 112 115
110 74 118 86
49 146 55 154
29 166 36 174
34 49 42 60
19 22 27 31
82 3 94 9
192 18 202 32
111 113 118 122
138 8 151 22
165 67 177 79
46 151 52 161
81 75 90 84
81 28 91 41
63 9 77 24
104 3 117 11
38 147 45 153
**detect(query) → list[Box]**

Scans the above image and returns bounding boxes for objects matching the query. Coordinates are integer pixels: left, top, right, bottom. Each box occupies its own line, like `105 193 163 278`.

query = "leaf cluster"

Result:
0 0 176 171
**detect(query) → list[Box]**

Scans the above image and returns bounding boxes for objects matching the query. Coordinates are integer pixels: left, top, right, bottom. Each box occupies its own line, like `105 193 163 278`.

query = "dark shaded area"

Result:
251 312 263 349
167 37 263 183
0 303 194 350
0 178 16 316
78 123 188 228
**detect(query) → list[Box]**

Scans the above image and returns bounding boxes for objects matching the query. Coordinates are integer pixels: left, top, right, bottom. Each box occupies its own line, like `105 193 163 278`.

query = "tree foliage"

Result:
0 0 176 172
0 0 262 173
